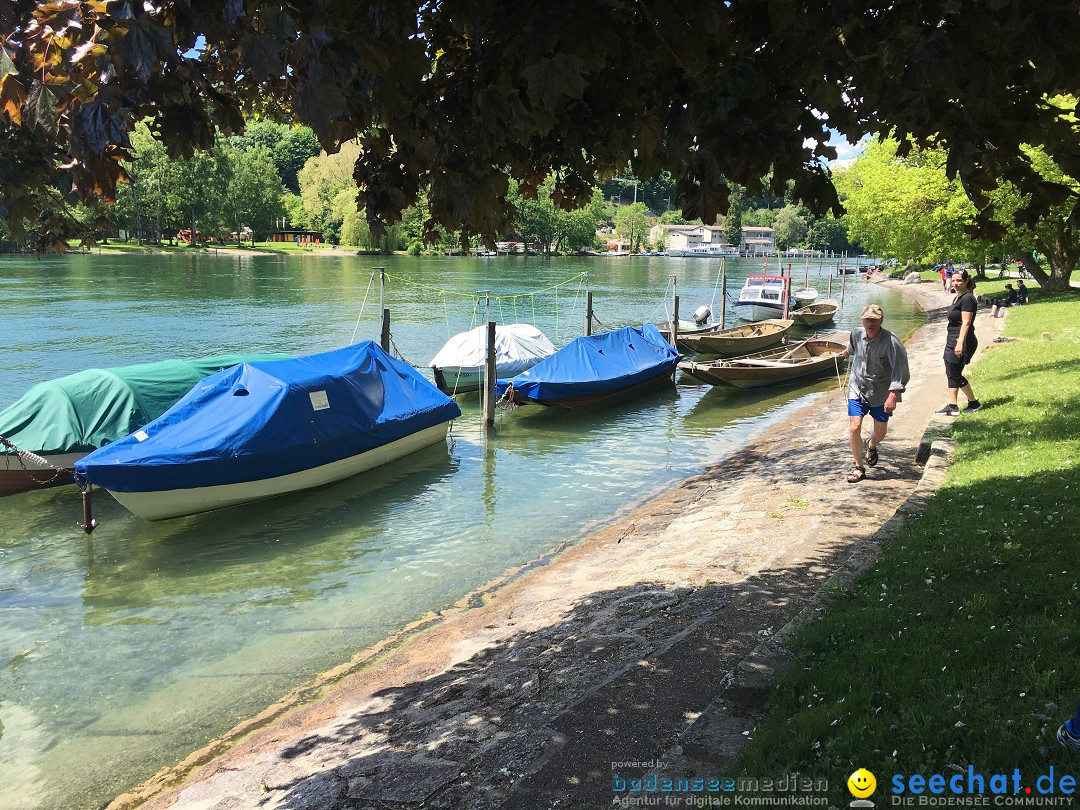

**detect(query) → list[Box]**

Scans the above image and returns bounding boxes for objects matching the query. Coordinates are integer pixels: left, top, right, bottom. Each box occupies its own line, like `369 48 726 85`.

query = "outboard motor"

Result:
692 305 712 326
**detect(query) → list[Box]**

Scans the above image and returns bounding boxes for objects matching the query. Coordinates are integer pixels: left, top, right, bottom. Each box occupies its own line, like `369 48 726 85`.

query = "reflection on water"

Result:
0 254 922 809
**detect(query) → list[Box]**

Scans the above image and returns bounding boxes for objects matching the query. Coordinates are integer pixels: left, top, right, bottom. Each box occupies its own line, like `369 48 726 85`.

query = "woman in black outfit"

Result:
935 269 981 415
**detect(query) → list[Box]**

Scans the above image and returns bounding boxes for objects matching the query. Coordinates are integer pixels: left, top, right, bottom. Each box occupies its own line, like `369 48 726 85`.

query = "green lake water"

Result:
0 253 924 809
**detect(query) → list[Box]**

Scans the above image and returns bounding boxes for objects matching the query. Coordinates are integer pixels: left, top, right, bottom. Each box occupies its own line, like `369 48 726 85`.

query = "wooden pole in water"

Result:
782 276 790 319
828 274 834 299
720 260 727 329
377 268 390 351
585 291 593 336
485 320 497 427
840 259 847 306
380 308 390 352
672 295 680 349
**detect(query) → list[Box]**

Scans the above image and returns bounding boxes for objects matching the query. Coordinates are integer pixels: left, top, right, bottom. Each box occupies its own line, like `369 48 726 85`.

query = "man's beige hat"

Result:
861 304 884 320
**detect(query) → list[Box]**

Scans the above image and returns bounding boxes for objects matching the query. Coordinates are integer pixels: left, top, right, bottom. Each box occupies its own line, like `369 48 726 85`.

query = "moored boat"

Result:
678 338 846 389
429 323 556 394
73 343 461 521
790 300 840 327
494 324 680 408
676 318 793 356
733 275 795 321
793 287 819 308
0 353 289 497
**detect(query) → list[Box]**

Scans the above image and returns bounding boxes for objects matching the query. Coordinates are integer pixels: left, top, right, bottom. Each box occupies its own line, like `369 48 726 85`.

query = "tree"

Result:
615 203 648 252
225 145 284 242
296 142 362 242
772 205 808 251
836 139 985 265
986 142 1080 290
723 188 744 248
4 1 1080 258
805 216 850 255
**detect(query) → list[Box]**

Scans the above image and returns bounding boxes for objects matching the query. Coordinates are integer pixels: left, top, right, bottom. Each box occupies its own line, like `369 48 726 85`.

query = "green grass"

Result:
735 291 1080 795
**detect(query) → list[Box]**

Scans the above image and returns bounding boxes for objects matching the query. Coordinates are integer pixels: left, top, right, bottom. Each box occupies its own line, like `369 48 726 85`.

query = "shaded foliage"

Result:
2 1 1080 253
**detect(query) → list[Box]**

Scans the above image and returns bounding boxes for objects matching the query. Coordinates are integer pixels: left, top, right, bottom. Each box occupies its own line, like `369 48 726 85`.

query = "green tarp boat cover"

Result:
0 354 290 456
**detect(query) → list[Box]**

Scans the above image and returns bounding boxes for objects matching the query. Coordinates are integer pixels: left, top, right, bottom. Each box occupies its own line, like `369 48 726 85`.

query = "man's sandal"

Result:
847 466 866 483
864 439 879 467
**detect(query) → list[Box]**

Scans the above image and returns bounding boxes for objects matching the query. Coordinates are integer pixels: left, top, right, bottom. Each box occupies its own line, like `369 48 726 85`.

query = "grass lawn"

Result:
735 291 1080 796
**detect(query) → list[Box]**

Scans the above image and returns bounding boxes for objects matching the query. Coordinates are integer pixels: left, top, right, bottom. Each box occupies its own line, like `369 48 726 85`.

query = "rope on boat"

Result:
388 333 421 368
0 435 71 486
349 270 377 344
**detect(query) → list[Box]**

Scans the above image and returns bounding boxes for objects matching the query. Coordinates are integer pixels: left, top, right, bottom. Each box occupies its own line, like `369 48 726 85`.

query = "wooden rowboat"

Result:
790 300 839 327
676 318 793 355
678 338 847 389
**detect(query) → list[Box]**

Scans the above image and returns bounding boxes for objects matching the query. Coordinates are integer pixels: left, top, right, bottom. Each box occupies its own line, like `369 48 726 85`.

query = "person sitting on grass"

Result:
991 284 1018 318
1016 279 1028 304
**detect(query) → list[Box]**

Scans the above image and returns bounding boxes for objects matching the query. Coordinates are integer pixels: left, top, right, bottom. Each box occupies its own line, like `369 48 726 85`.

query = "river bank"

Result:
106 278 997 810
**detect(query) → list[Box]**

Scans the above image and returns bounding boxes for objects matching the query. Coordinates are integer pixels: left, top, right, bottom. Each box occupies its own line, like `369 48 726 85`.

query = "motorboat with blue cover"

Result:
74 342 461 521
0 353 288 497
494 324 680 408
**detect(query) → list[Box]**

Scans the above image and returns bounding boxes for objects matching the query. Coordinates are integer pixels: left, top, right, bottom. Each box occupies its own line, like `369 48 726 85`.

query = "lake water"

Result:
0 253 923 809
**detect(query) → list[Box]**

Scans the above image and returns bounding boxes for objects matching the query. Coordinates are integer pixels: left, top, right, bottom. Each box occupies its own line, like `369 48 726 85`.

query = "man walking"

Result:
840 304 910 482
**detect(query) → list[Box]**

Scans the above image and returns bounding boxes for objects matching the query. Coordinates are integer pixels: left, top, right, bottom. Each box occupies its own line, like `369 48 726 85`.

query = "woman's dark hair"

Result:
955 268 976 291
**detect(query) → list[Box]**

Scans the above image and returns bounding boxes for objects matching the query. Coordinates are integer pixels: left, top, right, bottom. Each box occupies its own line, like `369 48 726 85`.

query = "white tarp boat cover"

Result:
429 323 556 375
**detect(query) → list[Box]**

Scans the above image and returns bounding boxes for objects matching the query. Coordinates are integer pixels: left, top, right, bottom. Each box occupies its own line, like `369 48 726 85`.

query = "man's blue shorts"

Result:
848 398 891 422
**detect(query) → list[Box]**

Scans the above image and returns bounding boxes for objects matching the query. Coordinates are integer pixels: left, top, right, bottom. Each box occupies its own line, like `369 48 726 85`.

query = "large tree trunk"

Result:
1030 218 1080 292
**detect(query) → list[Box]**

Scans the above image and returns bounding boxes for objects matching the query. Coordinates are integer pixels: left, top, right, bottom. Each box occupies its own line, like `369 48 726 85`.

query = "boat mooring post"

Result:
484 320 497 427
828 274 834 299
377 267 390 351
782 276 791 319
840 260 847 306
672 295 680 349
585 292 594 336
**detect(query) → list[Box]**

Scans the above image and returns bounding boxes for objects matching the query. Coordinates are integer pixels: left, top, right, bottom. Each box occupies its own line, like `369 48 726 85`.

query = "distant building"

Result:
268 230 324 244
741 226 776 255
651 224 733 252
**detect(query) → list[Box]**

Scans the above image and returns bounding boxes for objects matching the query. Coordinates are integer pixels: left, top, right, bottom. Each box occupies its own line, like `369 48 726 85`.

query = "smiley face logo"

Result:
848 768 877 798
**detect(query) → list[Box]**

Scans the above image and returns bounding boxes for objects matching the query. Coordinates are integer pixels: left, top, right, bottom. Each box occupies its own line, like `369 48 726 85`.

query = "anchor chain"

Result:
0 435 71 486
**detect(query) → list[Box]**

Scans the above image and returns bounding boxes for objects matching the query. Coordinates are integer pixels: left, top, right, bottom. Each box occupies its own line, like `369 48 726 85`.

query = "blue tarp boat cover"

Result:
494 324 679 403
74 342 461 493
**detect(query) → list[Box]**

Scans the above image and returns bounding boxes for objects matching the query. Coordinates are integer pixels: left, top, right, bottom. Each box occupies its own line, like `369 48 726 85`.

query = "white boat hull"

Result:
107 422 452 521
432 367 484 394
734 302 789 321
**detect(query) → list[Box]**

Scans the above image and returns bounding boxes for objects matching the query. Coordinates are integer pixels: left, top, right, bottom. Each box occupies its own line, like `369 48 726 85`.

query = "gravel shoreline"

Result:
112 278 1000 810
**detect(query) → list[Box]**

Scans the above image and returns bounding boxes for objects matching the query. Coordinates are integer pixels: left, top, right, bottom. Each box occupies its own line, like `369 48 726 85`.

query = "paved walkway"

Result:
112 280 1000 810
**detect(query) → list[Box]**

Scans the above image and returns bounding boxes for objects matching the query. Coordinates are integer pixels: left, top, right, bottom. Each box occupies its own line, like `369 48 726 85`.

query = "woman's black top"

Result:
946 291 978 355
